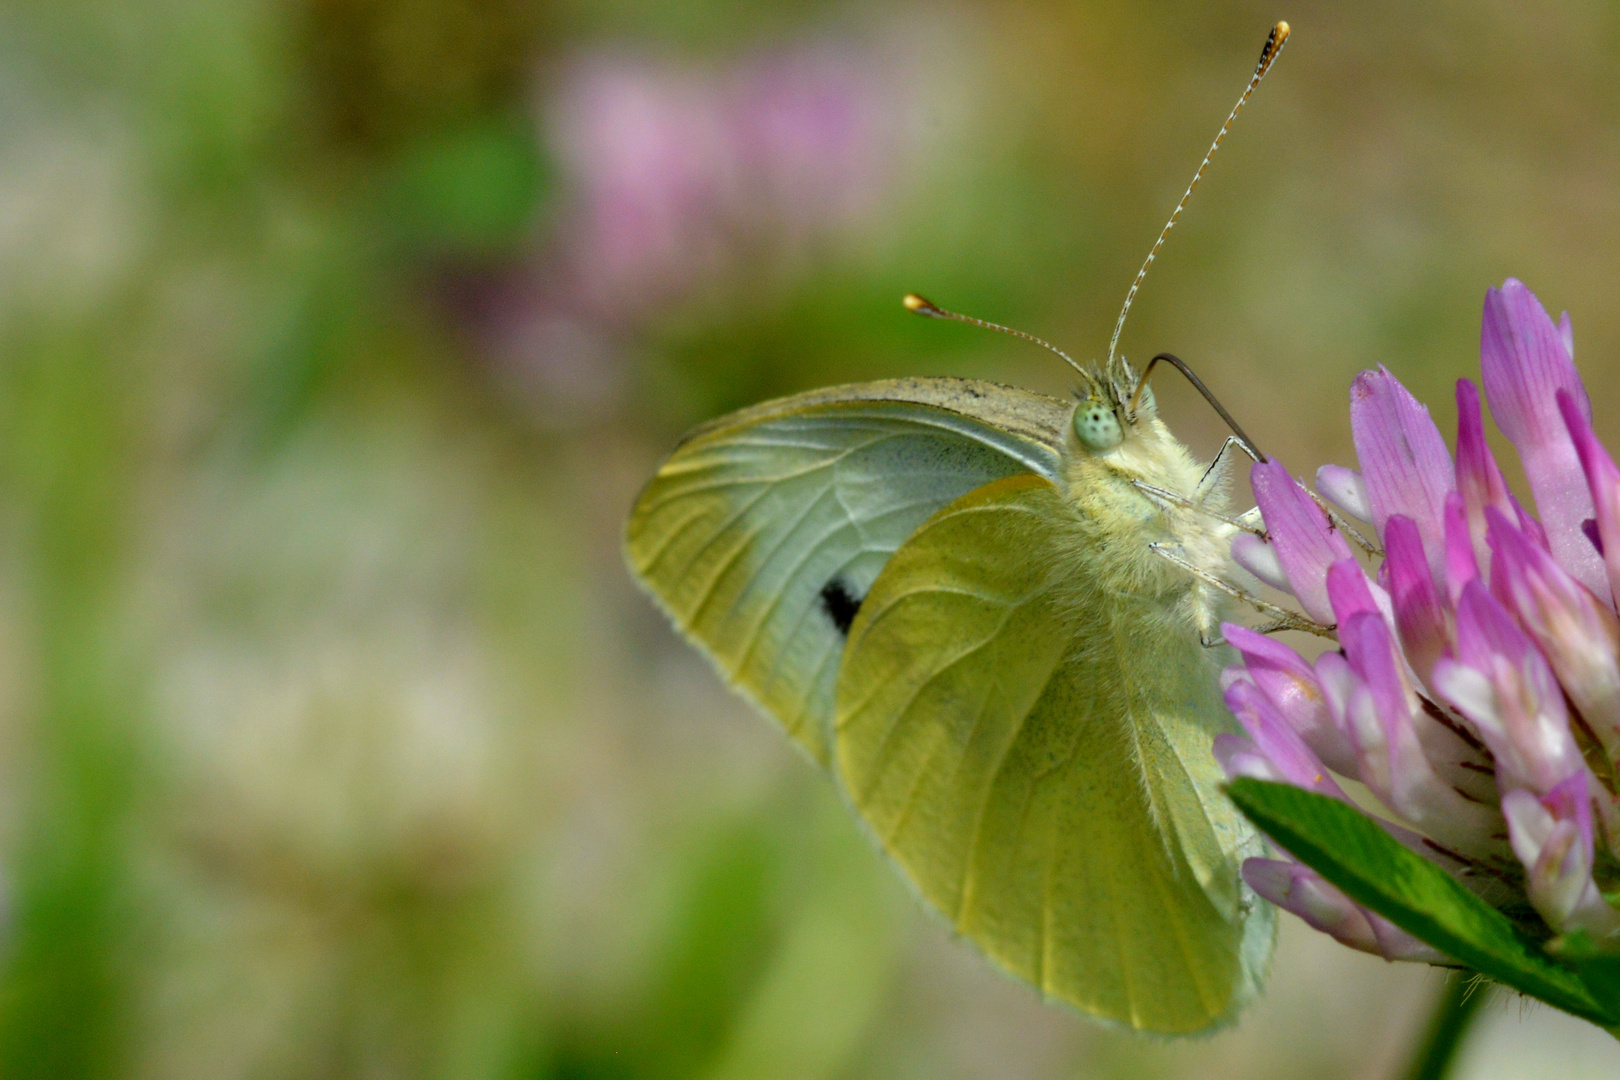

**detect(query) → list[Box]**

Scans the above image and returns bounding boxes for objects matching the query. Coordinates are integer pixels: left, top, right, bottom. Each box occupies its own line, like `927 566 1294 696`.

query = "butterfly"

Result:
624 23 1291 1035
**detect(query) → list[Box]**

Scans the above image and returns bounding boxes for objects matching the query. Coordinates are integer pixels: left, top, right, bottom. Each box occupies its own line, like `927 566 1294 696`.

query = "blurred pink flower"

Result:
551 47 896 318
1222 279 1620 959
470 41 911 419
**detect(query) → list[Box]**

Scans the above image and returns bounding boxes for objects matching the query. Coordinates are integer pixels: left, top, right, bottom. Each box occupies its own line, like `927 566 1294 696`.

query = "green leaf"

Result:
1227 779 1617 1025
1549 931 1620 1019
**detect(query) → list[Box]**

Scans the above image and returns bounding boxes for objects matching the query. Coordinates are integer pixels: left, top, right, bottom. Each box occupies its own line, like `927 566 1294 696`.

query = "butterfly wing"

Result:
835 473 1273 1033
624 378 1071 765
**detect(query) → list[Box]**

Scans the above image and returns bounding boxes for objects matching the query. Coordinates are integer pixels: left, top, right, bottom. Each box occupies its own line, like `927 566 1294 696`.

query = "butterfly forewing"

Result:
834 474 1273 1033
624 379 1070 764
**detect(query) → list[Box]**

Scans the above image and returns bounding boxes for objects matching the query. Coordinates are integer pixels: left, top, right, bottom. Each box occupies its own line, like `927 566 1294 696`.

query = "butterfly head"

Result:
1072 357 1155 455
900 295 1259 463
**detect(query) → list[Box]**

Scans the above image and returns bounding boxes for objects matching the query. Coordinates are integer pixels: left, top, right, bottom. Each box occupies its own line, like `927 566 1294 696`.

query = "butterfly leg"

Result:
1304 487 1383 557
1249 617 1310 637
1197 618 1316 647
1196 438 1383 556
1148 542 1336 639
1194 435 1256 502
1132 480 1264 536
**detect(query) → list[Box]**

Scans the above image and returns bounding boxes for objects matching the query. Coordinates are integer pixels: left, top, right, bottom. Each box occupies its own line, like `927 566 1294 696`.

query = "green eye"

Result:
1073 399 1123 451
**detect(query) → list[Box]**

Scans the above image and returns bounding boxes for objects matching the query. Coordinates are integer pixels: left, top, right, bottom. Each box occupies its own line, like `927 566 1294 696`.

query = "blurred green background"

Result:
1 0 1619 1077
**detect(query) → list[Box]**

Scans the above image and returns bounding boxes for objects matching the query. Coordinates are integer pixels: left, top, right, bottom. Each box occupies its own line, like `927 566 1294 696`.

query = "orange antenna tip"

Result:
901 294 1086 376
1257 22 1289 75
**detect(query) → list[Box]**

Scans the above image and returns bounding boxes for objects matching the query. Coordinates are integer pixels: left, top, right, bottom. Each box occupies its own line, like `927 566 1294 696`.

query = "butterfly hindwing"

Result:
834 473 1273 1033
624 378 1070 764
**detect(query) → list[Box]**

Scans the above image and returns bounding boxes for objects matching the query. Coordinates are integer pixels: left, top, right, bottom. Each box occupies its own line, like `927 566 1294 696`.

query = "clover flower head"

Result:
1221 279 1620 971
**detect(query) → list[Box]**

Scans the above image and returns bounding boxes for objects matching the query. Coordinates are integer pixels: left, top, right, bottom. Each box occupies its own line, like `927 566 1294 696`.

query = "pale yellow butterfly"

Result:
625 23 1292 1034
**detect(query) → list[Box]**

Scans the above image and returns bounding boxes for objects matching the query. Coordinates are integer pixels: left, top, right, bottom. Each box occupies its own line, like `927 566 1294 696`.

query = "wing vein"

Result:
852 603 1021 807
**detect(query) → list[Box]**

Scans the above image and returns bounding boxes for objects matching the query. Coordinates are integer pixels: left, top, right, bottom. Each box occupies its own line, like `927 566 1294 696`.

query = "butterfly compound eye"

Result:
1072 399 1124 452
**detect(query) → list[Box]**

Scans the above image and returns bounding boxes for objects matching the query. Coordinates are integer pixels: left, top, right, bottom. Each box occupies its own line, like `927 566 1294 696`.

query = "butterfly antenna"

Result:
1105 21 1289 369
903 293 1088 377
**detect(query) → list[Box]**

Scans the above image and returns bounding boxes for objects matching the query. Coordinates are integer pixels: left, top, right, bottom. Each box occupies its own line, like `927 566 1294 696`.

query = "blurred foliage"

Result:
301 0 551 150
0 0 1614 1078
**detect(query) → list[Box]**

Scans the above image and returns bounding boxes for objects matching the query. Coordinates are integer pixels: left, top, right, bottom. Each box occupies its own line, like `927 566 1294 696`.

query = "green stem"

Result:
1401 973 1490 1080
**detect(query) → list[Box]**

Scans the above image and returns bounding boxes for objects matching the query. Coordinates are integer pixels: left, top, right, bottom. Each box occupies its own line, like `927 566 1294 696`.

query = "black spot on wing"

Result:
820 578 863 636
